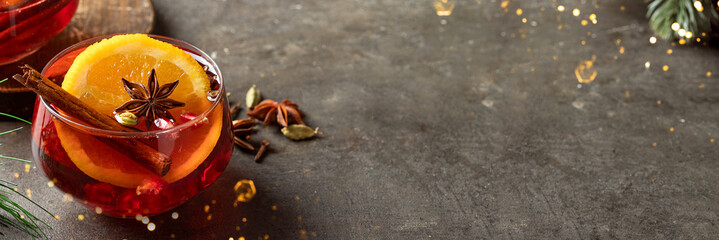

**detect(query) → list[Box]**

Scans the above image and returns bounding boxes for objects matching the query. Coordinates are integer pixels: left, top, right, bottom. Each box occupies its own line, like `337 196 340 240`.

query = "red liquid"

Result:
0 0 78 65
30 44 234 218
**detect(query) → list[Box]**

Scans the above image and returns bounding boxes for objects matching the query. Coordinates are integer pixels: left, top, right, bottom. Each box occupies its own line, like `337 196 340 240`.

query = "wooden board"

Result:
0 0 154 119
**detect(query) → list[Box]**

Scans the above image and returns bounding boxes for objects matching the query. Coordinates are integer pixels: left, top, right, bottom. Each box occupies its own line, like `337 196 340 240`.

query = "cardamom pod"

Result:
281 124 319 140
246 84 261 109
115 112 139 127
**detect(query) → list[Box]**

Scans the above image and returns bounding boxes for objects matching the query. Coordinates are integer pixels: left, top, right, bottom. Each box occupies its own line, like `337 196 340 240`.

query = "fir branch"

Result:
0 114 53 239
647 0 719 40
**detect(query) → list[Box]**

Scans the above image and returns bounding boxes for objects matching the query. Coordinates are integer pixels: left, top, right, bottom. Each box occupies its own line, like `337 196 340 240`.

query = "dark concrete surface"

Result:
1 0 719 239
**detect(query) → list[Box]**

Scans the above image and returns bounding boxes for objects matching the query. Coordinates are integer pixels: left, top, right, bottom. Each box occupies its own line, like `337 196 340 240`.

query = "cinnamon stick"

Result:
13 65 171 176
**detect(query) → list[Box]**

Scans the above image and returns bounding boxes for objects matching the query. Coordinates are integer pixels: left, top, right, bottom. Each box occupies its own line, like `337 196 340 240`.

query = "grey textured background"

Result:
1 0 719 239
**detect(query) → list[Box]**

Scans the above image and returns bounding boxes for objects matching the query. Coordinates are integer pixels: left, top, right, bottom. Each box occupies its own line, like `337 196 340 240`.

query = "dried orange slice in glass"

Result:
56 34 221 188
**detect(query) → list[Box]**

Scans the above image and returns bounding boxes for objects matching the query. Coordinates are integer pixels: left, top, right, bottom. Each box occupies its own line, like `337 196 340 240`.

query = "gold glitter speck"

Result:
204 205 210 213
707 72 712 77
242 217 247 222
670 127 675 132
24 164 30 173
557 5 565 12
662 65 669 71
649 36 657 44
652 142 657 147
77 214 84 221
573 8 580 16
516 8 522 15
619 46 625 54
694 1 704 12
25 189 31 199
667 49 672 55
272 205 278 211
657 100 662 105
711 139 715 143
699 83 705 88
13 173 18 178
581 20 588 26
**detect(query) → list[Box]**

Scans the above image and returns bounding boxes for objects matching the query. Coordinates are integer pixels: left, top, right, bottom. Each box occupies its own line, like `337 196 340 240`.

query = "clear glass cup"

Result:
0 0 78 65
30 35 234 218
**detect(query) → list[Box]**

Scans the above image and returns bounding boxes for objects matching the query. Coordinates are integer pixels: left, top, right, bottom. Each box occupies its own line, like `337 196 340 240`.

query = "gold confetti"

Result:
433 0 455 16
581 20 588 26
13 173 18 178
707 72 712 77
207 214 212 221
662 65 669 71
234 180 256 203
24 164 30 173
204 205 210 213
242 217 247 222
25 189 31 199
667 49 672 55
575 56 597 83
679 39 686 45
572 8 580 16
619 46 625 54
77 214 85 221
652 142 657 147
657 100 662 105
516 8 522 15
500 0 509 8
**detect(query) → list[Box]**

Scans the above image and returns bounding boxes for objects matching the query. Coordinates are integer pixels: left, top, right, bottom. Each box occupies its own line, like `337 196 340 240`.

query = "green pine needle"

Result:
647 0 719 40
0 113 30 125
0 155 30 164
0 127 22 136
0 78 7 84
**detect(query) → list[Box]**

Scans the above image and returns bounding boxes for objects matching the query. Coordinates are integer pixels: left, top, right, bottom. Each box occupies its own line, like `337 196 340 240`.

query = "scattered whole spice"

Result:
229 103 242 120
247 99 304 127
115 69 185 130
281 124 320 140
254 140 270 163
232 118 256 151
246 84 261 110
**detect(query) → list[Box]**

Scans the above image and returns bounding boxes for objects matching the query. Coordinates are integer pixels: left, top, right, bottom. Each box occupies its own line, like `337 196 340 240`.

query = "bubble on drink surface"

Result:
234 180 256 203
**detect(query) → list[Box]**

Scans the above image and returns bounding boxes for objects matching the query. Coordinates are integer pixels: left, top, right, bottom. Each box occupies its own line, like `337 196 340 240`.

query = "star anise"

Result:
247 99 304 127
115 69 185 129
232 118 257 151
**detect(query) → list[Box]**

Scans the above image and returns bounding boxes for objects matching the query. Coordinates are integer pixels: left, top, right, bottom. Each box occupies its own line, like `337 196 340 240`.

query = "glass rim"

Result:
40 34 224 137
0 0 58 13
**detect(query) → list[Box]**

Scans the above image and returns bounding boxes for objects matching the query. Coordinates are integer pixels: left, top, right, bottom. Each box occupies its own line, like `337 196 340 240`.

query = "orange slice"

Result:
56 34 221 188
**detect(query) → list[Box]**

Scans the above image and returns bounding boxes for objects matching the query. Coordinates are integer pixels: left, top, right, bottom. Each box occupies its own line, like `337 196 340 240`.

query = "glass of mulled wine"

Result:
30 35 234 218
0 0 78 65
